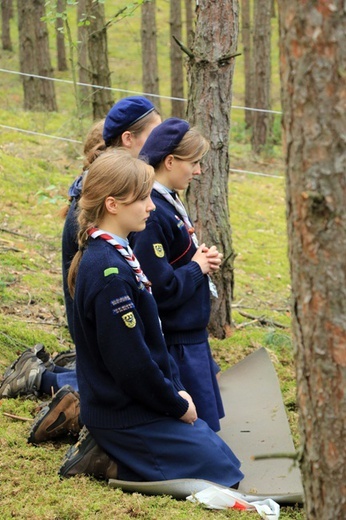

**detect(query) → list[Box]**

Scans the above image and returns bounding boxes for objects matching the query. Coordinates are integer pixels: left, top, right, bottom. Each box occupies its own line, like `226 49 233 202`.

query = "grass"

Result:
0 2 305 519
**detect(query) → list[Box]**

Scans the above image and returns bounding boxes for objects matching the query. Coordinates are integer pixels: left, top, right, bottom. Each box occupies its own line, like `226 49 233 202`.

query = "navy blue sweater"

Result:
61 198 79 341
130 189 211 345
61 173 85 341
73 237 188 429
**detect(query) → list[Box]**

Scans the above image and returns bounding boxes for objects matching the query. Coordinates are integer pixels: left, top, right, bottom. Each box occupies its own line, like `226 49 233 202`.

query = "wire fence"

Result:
0 68 284 179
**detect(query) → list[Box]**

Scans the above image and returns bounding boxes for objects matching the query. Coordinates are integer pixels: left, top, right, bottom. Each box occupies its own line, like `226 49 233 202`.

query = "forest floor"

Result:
0 124 305 519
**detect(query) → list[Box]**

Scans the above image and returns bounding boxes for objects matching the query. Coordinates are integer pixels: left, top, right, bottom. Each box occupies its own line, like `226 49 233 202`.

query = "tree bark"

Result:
17 0 57 112
241 0 253 129
170 0 185 118
186 0 239 339
141 0 161 111
56 0 68 71
184 0 194 47
251 0 272 153
85 0 113 120
77 0 91 113
1 0 12 51
278 1 346 518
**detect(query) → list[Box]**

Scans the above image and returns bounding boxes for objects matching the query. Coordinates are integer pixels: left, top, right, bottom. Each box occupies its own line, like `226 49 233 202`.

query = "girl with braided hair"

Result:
0 97 161 425
58 149 243 487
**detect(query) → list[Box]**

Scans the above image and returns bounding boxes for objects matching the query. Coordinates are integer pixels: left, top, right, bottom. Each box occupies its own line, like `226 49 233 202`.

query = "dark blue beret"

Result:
103 96 155 146
139 117 190 167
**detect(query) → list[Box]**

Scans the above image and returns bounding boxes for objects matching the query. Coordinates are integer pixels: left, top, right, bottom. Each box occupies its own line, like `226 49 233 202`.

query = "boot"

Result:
59 426 118 480
0 349 45 398
28 384 81 444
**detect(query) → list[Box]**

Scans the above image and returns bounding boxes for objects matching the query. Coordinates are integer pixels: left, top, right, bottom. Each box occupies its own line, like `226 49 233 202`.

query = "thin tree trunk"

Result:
77 0 91 113
141 0 161 111
86 0 113 120
185 0 194 47
251 0 272 153
186 0 239 338
241 0 253 129
56 0 68 71
278 1 346 518
1 0 12 51
170 0 185 118
17 0 57 112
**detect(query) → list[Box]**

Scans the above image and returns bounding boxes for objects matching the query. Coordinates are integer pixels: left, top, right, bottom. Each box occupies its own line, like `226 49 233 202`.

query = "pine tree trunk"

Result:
278 2 346 517
184 0 194 47
251 0 272 153
77 0 91 113
56 0 68 71
186 0 239 339
86 0 113 120
141 0 161 111
17 0 57 112
170 0 185 118
241 0 253 129
1 0 12 51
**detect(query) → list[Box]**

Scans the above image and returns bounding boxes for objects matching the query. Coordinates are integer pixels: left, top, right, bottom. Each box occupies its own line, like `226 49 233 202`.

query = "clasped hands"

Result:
192 243 223 275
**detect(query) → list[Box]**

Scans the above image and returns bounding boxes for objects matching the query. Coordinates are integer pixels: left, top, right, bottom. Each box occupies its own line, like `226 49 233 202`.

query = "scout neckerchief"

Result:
153 181 198 247
153 181 218 298
88 227 152 292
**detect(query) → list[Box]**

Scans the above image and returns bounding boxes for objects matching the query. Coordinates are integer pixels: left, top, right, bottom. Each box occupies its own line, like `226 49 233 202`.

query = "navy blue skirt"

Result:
88 417 244 488
168 341 224 432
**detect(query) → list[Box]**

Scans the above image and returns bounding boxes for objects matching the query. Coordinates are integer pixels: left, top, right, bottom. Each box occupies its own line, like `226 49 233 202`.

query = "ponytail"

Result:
67 149 154 297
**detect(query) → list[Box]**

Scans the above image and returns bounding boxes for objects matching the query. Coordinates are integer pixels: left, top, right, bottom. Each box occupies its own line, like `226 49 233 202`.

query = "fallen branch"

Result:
252 452 298 462
0 246 21 253
235 319 259 329
0 227 27 238
238 311 288 329
3 412 33 422
22 320 65 327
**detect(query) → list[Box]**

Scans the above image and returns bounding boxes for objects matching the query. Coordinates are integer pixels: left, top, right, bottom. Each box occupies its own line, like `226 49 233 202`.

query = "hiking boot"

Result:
52 350 76 370
2 344 54 380
32 343 55 371
59 426 118 480
28 385 81 444
0 349 45 398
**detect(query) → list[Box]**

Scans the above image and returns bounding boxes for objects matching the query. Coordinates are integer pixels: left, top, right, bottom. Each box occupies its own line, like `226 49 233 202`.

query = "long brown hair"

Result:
172 127 210 162
68 149 154 297
82 119 106 169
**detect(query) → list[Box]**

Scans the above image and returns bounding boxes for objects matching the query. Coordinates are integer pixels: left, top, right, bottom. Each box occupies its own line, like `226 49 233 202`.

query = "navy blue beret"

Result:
103 96 155 145
139 117 190 167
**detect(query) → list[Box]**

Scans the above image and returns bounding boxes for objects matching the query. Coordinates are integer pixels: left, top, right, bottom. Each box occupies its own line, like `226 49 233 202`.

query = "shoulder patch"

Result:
104 267 119 277
153 243 165 258
122 312 136 328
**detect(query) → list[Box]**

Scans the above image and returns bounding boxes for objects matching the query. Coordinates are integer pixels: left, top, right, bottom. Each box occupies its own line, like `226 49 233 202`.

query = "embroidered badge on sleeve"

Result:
122 312 136 328
104 267 119 277
153 243 165 258
110 295 135 315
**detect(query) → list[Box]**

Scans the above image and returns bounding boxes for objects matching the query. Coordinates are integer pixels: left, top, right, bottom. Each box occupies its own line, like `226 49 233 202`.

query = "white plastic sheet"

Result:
186 485 280 519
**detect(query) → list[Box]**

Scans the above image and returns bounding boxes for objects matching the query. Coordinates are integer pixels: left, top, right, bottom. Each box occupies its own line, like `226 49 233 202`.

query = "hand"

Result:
178 390 197 424
192 244 223 274
204 245 223 271
191 243 213 274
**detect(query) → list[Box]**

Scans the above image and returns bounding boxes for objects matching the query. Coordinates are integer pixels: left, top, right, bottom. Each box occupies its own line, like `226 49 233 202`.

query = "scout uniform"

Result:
73 230 243 486
130 185 224 432
130 118 225 432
